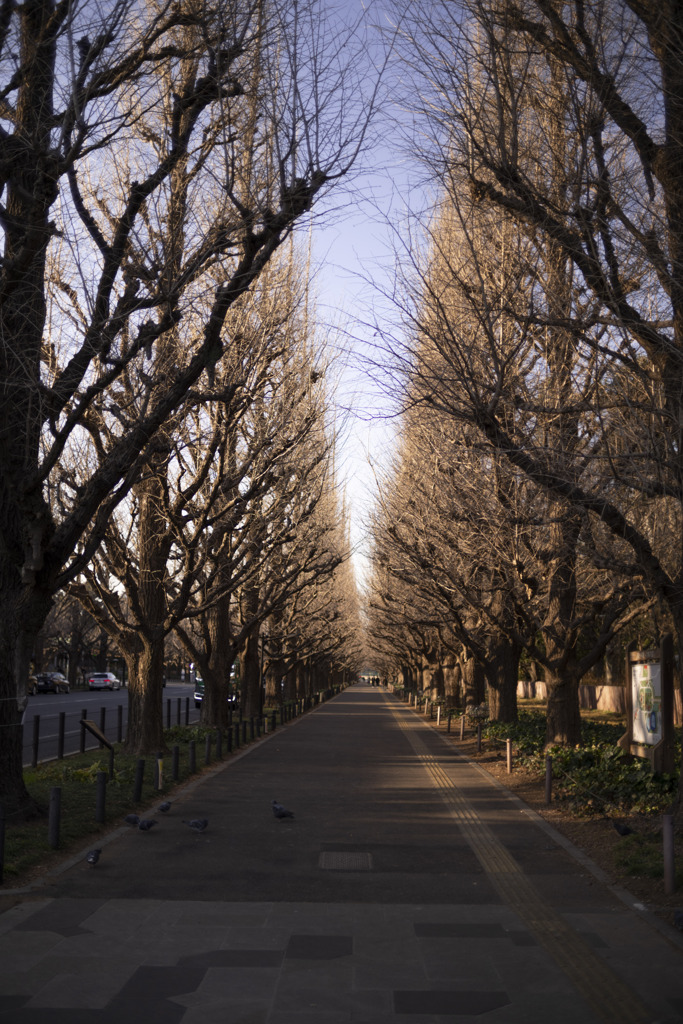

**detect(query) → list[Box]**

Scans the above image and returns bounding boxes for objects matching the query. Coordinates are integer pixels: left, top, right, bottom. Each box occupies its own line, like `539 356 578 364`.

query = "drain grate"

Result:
318 851 373 871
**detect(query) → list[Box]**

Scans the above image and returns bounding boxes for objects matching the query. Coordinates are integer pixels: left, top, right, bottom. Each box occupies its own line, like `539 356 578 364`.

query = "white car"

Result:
87 671 122 691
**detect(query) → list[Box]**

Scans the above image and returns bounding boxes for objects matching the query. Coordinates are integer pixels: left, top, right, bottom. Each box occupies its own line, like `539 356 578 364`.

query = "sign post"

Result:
619 635 675 774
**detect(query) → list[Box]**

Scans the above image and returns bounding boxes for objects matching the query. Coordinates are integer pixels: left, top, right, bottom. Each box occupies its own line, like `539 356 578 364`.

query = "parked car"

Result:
193 678 238 708
29 672 70 695
87 671 122 691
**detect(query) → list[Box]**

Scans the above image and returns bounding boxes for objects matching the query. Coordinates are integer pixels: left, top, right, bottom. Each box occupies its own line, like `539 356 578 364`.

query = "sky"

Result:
311 164 407 586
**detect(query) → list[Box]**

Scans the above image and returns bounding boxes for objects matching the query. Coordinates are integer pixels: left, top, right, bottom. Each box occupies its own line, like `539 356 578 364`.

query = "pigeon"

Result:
182 818 209 833
123 814 140 826
158 801 172 813
86 849 101 866
272 800 294 820
613 821 634 837
138 819 158 831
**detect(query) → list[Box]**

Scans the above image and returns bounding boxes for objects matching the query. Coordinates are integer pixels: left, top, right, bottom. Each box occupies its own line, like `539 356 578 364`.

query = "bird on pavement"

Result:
138 819 158 831
612 821 635 837
123 814 140 826
158 801 172 813
182 818 209 833
86 849 101 866
272 800 294 820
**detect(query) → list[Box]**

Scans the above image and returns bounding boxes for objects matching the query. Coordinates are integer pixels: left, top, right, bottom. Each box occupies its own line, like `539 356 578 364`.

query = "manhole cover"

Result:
318 851 373 871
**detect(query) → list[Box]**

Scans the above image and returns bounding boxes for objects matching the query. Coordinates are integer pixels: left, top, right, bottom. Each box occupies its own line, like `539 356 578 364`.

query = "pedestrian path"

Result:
0 684 682 1023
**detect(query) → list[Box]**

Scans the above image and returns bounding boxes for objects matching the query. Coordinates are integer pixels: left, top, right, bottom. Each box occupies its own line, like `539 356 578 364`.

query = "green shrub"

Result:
484 710 678 815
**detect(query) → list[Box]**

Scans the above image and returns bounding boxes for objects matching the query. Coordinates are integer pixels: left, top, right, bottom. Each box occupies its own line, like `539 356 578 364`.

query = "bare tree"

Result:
371 0 674 744
0 0 382 815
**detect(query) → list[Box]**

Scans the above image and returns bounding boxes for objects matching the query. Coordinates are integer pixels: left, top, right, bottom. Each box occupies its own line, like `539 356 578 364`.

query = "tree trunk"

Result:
123 640 166 753
240 627 261 719
545 671 582 747
202 593 234 730
461 653 485 708
484 637 520 723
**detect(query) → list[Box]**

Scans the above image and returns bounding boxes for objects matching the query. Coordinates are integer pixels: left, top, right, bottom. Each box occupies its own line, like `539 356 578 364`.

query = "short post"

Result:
216 729 223 759
176 698 181 725
166 699 171 729
80 709 87 753
226 727 233 753
117 704 123 743
476 722 482 752
506 738 512 774
436 705 441 726
233 723 240 749
204 734 212 765
155 752 163 790
48 786 61 848
95 771 107 823
32 715 40 768
545 755 552 805
99 707 106 748
459 715 465 740
0 805 5 884
172 745 180 781
184 697 190 725
57 711 66 760
189 740 196 773
133 759 145 802
663 813 676 895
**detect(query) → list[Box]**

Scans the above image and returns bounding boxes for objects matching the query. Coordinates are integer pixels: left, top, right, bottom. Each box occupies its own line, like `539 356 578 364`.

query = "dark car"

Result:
29 672 70 695
194 678 238 708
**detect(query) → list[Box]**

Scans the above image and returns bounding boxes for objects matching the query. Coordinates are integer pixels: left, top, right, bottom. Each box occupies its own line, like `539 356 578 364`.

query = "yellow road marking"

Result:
389 703 654 1024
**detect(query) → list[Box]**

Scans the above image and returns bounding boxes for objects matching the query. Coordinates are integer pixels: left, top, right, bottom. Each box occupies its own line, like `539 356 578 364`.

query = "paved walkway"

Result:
1 684 682 1023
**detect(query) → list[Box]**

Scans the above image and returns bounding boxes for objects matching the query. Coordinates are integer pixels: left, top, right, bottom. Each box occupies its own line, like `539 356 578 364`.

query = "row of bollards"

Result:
408 696 679 895
4 689 338 882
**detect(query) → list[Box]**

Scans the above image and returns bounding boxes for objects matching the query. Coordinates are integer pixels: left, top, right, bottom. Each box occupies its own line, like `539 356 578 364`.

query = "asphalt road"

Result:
22 684 200 765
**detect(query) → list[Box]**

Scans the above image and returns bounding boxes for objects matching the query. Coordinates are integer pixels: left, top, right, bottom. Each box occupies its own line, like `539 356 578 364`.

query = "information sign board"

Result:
631 660 662 746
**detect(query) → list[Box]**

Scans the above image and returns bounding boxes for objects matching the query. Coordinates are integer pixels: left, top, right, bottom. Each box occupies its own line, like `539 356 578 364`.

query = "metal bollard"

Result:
436 706 441 726
32 715 40 768
58 712 66 760
459 715 465 740
117 704 123 743
176 698 181 725
216 730 223 759
663 814 676 894
80 709 87 753
0 805 4 885
545 755 552 805
204 734 212 765
184 697 189 725
166 699 171 729
506 738 512 774
99 707 106 748
95 771 107 823
48 787 61 848
134 759 145 802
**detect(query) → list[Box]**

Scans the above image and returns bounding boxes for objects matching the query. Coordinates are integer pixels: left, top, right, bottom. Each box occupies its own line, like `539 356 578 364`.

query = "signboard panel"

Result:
631 661 662 746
